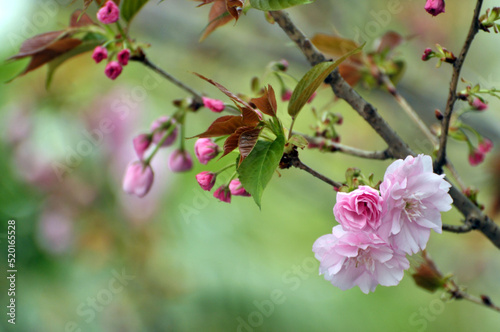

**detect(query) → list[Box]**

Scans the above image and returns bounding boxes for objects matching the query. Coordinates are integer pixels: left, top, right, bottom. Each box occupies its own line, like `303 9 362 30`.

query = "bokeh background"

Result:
1 0 500 331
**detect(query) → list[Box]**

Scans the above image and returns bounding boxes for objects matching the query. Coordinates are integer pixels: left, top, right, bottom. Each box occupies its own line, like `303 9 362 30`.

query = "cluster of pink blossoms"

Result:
91 1 131 80
193 138 251 203
123 116 193 197
313 155 453 293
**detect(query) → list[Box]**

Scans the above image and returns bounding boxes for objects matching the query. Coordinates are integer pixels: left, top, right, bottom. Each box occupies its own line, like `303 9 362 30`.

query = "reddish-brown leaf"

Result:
194 72 253 110
375 31 403 54
70 10 95 27
226 0 245 21
250 85 277 117
242 106 261 126
311 33 363 64
238 127 262 162
199 0 234 41
9 31 67 59
195 115 245 138
195 0 216 6
339 63 362 87
222 126 250 157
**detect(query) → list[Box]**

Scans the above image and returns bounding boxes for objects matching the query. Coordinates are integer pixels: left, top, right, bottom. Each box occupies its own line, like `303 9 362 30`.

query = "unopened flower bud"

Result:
434 109 444 121
168 149 193 172
468 148 485 166
104 61 122 80
424 0 445 17
471 97 488 111
122 161 154 197
194 138 220 164
117 49 131 66
202 97 225 113
411 251 446 293
97 1 120 24
229 179 251 196
132 134 151 160
213 185 231 203
150 116 178 147
421 48 434 61
92 46 108 63
479 138 493 154
281 89 292 102
196 171 216 191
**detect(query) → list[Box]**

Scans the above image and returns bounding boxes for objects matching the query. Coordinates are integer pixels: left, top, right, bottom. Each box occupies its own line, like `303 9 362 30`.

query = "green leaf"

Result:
250 0 314 11
121 0 149 23
46 38 103 88
288 44 364 118
237 133 285 208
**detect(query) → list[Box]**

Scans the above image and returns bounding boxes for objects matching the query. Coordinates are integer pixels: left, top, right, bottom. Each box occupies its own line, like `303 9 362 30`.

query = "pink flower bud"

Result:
202 97 225 113
281 89 292 102
97 1 120 24
421 48 433 61
229 179 251 197
213 185 231 203
168 149 193 172
104 61 122 80
122 161 154 197
471 97 488 111
194 138 220 165
424 0 445 17
92 46 108 63
479 138 493 154
133 134 151 160
117 49 131 66
196 171 216 191
150 116 178 147
468 148 485 166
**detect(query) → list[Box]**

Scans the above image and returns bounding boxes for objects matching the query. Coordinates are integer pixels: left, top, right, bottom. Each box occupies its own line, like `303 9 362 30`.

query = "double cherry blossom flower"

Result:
313 155 452 293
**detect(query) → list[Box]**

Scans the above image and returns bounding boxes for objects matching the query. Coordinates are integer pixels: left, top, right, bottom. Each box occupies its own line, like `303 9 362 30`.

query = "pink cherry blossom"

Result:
479 138 493 154
313 225 409 294
214 185 231 203
196 171 216 191
132 134 151 160
168 149 193 172
97 1 120 24
117 49 131 66
424 0 445 17
194 138 220 164
202 97 225 113
150 116 178 147
122 161 154 197
92 46 108 63
380 155 452 254
468 149 485 166
333 185 383 232
104 61 122 80
229 179 251 197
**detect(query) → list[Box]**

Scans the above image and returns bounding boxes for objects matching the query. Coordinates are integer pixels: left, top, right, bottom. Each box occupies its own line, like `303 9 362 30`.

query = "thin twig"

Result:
434 0 484 173
442 222 474 233
291 157 342 189
269 9 500 250
447 280 500 313
131 53 204 107
301 134 392 160
381 74 438 147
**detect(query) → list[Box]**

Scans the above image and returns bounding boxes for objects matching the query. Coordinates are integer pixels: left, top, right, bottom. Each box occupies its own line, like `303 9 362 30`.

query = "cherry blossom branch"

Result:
268 9 500 250
130 51 204 108
434 0 484 173
446 280 500 313
442 221 474 233
301 134 392 160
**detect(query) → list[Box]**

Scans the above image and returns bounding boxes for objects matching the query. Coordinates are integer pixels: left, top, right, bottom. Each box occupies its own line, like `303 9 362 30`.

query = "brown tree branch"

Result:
434 0 484 173
269 9 500 249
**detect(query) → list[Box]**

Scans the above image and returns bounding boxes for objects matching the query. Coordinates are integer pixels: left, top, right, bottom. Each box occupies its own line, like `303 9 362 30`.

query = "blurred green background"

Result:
1 0 500 331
